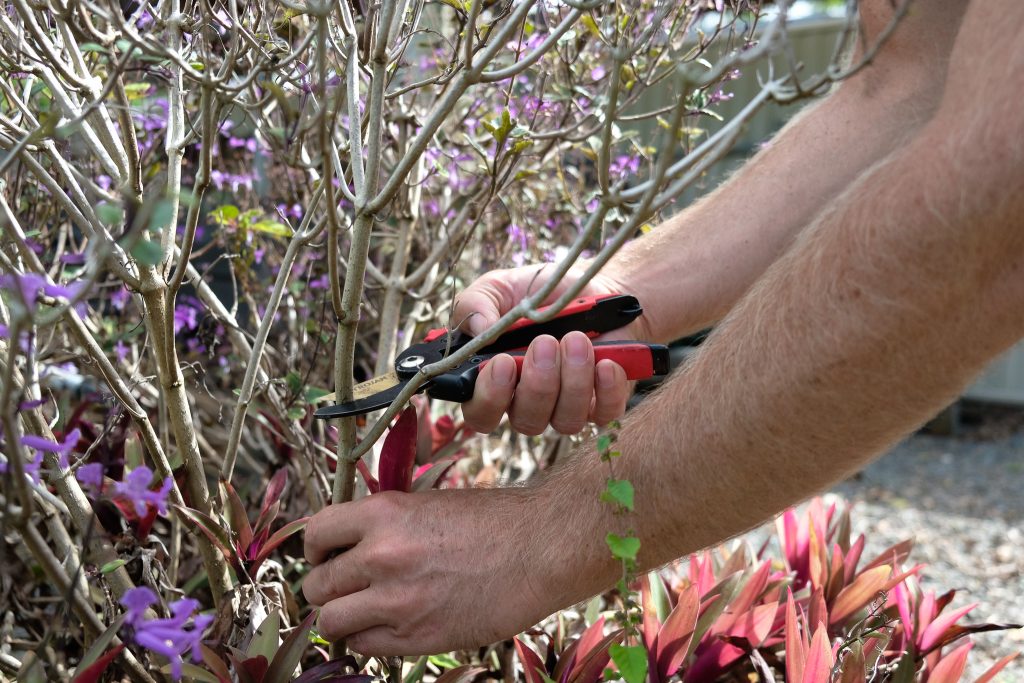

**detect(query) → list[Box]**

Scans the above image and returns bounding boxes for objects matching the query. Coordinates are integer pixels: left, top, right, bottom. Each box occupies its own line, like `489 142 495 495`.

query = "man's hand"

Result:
454 265 647 435
302 488 566 656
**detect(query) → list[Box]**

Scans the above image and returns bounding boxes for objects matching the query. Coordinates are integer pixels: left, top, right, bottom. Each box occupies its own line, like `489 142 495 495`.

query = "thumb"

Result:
454 287 502 337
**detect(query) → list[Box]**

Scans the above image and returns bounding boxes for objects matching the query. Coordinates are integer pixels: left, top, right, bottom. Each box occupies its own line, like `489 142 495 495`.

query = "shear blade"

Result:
314 373 429 419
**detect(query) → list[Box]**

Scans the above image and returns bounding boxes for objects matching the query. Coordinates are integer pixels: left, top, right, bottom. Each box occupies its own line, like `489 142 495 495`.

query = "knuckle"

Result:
551 417 586 435
511 417 546 436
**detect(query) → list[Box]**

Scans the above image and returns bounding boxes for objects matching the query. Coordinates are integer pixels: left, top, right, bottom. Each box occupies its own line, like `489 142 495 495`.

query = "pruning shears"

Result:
313 294 670 419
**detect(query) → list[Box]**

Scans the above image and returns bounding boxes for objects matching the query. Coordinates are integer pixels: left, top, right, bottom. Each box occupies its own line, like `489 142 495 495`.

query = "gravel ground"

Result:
827 403 1024 681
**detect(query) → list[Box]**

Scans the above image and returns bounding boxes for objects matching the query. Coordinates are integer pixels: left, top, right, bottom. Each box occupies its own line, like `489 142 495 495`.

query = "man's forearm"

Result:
609 2 965 343
532 20 1024 606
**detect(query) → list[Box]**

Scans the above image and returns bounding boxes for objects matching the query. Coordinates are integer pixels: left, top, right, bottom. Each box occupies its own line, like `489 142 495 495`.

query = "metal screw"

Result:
398 355 425 370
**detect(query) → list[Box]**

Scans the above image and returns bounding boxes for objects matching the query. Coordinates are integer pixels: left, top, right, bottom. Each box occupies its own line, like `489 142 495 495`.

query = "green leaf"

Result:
123 82 152 100
284 371 303 395
75 614 127 672
304 386 331 403
601 479 634 511
596 434 614 455
97 203 123 226
251 220 293 238
286 406 306 420
608 644 647 683
606 533 640 562
247 610 281 660
428 654 460 670
79 42 109 54
99 559 126 574
131 239 163 266
263 610 317 683
148 199 174 232
211 204 240 224
580 14 601 37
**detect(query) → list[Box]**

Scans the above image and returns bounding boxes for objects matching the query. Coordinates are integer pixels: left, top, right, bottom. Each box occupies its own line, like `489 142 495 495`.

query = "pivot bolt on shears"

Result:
314 294 670 419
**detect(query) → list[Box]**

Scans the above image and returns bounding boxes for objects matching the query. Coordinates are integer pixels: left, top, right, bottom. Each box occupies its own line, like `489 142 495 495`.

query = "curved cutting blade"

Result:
313 374 432 419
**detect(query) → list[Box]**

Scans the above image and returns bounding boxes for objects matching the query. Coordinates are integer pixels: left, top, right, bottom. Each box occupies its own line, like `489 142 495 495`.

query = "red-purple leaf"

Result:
575 616 607 663
641 574 663 657
830 566 890 625
732 601 779 648
378 406 419 492
221 479 254 554
356 460 380 494
656 584 700 680
514 637 548 683
72 644 125 683
173 504 237 563
843 535 866 585
927 641 972 683
293 663 375 683
567 629 623 683
801 624 833 683
237 654 270 683
974 651 1020 683
262 468 289 518
922 622 1023 657
264 610 318 683
918 603 978 653
785 590 807 683
435 665 486 683
200 644 233 683
251 517 310 574
862 539 913 573
410 458 458 492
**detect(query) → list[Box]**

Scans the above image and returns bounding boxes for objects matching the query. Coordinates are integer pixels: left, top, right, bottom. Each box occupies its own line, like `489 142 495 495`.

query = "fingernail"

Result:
469 315 491 337
531 336 558 370
492 354 517 386
597 361 618 388
564 333 590 367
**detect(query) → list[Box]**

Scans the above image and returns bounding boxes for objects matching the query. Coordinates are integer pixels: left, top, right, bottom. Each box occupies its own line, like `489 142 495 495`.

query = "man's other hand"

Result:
302 488 559 655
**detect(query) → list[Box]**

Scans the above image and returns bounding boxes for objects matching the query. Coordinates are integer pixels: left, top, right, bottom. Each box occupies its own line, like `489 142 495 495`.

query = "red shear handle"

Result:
482 342 669 381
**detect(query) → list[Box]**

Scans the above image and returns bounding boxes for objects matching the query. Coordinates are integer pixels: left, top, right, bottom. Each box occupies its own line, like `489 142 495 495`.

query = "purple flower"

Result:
114 340 130 362
590 65 607 80
120 587 212 681
97 175 113 191
113 466 172 517
76 462 105 490
173 303 199 334
21 428 81 469
610 154 641 177
0 274 87 315
110 286 131 311
0 273 46 313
